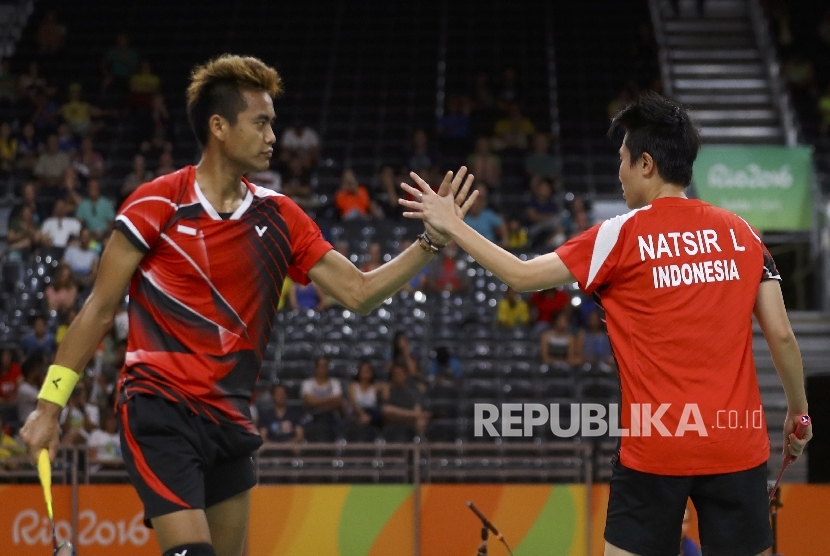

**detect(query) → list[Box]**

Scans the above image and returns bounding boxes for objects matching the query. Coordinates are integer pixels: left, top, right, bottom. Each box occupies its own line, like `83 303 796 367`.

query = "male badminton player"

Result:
20 54 476 556
401 91 812 556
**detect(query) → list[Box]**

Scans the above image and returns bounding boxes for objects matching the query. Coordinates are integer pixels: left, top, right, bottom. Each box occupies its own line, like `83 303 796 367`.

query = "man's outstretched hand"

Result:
404 166 477 246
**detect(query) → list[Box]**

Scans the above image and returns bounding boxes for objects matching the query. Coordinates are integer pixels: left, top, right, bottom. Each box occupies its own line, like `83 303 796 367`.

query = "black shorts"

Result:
604 461 773 556
118 394 262 526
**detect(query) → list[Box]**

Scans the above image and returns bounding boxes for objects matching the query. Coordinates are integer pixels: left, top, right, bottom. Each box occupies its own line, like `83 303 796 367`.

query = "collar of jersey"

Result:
193 179 254 220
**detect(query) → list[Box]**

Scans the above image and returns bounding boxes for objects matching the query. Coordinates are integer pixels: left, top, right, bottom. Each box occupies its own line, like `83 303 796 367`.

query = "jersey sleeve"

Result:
761 244 780 282
280 198 333 285
555 215 631 295
114 180 177 253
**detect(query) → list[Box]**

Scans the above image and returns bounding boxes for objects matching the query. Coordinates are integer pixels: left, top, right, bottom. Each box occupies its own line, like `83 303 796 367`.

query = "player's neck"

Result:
648 182 687 203
195 151 246 206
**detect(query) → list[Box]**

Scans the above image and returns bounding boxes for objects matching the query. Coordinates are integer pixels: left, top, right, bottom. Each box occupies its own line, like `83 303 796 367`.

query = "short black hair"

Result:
608 90 700 187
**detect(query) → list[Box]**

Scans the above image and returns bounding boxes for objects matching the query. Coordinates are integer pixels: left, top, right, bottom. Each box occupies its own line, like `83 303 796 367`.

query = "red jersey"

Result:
556 197 779 475
114 166 332 436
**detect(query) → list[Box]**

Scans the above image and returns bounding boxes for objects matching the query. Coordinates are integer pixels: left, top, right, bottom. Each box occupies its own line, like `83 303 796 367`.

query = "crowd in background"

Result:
0 8 617 466
762 0 830 146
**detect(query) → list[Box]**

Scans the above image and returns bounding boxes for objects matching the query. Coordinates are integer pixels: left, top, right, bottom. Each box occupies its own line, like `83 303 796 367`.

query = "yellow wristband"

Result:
38 365 80 408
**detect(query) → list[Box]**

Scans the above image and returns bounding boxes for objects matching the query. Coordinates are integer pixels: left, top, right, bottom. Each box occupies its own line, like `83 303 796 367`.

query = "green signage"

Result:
692 146 813 231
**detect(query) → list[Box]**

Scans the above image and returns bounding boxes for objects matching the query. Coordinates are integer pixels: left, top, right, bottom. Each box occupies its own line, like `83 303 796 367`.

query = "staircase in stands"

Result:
650 0 792 144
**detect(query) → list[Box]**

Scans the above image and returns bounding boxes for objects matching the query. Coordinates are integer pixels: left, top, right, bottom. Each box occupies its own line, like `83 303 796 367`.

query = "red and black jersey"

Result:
114 166 332 436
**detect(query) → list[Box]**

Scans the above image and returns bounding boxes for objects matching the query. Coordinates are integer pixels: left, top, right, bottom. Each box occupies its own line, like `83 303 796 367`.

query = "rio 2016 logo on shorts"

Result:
473 403 765 438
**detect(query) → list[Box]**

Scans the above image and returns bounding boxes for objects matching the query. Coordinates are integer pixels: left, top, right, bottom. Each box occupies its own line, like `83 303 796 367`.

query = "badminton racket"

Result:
37 449 76 556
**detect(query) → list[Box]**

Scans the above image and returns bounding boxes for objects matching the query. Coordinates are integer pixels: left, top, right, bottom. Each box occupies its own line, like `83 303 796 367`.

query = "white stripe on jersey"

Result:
115 215 150 250
586 205 652 288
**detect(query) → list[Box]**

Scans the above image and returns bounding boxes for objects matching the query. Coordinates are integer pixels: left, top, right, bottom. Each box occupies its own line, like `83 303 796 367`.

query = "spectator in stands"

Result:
505 217 528 250
19 62 47 98
466 137 501 189
7 205 43 259
140 93 171 153
0 348 22 403
429 345 463 384
426 242 468 293
578 310 615 370
34 134 71 187
493 103 535 150
62 83 97 138
31 89 62 137
497 287 530 328
128 60 160 110
279 119 320 171
102 32 140 91
301 357 343 442
382 363 429 441
349 361 383 439
17 182 45 224
391 330 426 390
540 312 580 367
63 228 99 288
45 262 78 314
259 384 305 443
0 414 26 469
525 178 561 246
0 121 17 171
529 287 570 333
17 353 45 422
819 83 830 136
562 196 593 234
405 129 439 176
0 58 17 103
56 123 78 155
122 154 154 198
55 307 77 345
21 315 56 360
155 150 176 177
362 242 383 272
524 133 561 180
287 278 327 312
40 199 82 249
437 94 472 156
280 156 313 205
75 137 106 180
497 67 522 107
375 164 401 216
334 168 382 220
59 382 100 446
88 411 124 468
16 123 40 171
464 184 506 245
36 9 67 56
75 179 115 239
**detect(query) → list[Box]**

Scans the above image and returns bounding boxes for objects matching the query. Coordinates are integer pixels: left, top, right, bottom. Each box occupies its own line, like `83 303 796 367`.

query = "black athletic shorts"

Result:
604 460 773 556
118 394 262 526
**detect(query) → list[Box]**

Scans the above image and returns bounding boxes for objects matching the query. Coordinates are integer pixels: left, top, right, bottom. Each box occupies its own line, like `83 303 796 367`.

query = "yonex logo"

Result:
255 225 268 237
174 551 187 556
52 377 61 388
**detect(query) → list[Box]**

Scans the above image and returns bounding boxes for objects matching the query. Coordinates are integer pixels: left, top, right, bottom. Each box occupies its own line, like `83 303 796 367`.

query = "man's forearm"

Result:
771 335 808 412
54 295 116 373
355 242 433 313
446 218 528 291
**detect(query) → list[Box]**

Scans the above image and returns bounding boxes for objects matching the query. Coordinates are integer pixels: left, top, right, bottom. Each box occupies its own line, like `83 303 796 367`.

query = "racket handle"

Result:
784 414 811 464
